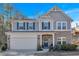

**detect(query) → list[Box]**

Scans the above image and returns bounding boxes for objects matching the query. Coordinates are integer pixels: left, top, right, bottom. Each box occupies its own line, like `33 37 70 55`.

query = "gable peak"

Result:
50 6 62 11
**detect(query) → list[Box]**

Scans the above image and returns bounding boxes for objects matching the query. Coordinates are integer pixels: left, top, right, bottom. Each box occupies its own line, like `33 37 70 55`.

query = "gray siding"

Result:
53 31 72 45
47 11 72 30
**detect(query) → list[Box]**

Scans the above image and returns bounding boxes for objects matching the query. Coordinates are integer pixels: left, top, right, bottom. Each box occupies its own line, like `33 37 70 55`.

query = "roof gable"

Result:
41 6 73 21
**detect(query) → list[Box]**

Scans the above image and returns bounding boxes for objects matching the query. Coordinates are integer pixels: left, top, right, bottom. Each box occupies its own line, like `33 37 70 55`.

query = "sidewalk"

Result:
34 51 79 56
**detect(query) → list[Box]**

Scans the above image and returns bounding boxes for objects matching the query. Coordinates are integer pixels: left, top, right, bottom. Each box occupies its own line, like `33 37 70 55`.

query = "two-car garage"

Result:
6 32 37 50
10 37 37 50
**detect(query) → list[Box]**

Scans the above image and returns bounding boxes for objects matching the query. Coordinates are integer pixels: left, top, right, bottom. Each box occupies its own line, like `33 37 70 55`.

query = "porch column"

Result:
7 35 10 50
40 35 42 46
38 20 41 31
53 34 55 47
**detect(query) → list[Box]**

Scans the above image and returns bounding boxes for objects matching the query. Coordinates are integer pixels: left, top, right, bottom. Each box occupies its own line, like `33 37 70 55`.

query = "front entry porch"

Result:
37 33 54 50
42 34 53 49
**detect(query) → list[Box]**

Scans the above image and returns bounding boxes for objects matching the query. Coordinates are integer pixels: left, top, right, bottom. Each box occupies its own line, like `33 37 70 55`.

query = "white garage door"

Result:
10 37 37 50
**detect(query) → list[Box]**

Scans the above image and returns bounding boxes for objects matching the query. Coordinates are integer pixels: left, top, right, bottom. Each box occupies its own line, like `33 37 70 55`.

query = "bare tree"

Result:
0 14 7 51
3 3 13 20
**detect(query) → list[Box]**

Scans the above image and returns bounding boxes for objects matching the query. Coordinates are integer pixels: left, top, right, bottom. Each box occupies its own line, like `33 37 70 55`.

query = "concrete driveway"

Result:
0 50 48 56
0 50 36 56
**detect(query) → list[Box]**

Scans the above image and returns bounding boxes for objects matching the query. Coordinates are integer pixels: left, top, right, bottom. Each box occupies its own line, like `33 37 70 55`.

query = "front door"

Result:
43 39 48 48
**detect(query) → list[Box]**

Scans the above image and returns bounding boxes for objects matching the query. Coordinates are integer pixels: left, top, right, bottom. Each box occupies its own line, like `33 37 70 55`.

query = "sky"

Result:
4 3 79 21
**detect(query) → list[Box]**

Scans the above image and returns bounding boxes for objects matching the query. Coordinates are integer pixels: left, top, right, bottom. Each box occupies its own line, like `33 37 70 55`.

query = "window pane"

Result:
48 22 50 29
28 23 33 30
44 22 47 29
62 41 66 45
57 23 61 29
62 23 66 29
58 38 61 40
19 22 23 27
44 22 48 29
57 41 61 45
62 37 66 40
62 37 66 45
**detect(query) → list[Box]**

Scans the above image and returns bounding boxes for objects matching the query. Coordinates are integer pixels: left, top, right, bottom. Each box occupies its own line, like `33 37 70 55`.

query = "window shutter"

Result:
27 22 28 30
33 22 35 30
17 22 19 30
23 22 25 30
48 22 50 29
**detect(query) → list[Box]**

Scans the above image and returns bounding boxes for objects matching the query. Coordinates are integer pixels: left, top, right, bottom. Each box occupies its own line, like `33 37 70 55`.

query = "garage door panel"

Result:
10 37 37 50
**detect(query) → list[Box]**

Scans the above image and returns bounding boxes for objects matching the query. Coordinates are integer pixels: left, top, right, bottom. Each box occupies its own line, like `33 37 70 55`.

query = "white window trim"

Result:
56 21 67 30
62 22 67 30
57 37 66 45
42 21 51 31
27 22 34 31
17 22 25 30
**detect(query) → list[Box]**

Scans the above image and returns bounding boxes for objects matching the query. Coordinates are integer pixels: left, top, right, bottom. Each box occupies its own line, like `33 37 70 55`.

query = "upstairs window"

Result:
57 22 61 29
17 22 25 30
62 22 66 29
27 22 35 30
57 21 67 30
42 22 50 30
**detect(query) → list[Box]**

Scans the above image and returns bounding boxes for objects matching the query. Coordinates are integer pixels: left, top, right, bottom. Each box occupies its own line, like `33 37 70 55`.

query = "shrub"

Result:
1 44 7 51
61 44 77 51
49 44 53 51
53 45 62 51
53 44 77 51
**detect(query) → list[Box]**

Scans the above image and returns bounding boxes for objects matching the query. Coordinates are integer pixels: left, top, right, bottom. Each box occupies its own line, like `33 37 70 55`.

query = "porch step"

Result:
43 49 49 52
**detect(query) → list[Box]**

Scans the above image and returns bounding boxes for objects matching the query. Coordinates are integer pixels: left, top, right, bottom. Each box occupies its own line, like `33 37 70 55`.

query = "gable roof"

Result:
41 6 73 21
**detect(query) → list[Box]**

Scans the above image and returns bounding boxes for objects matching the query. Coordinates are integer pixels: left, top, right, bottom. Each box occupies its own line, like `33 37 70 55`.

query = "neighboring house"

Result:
71 21 79 29
72 21 79 45
5 6 72 50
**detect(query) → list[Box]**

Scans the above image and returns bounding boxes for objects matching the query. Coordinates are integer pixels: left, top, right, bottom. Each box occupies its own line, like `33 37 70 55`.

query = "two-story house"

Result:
5 6 72 50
